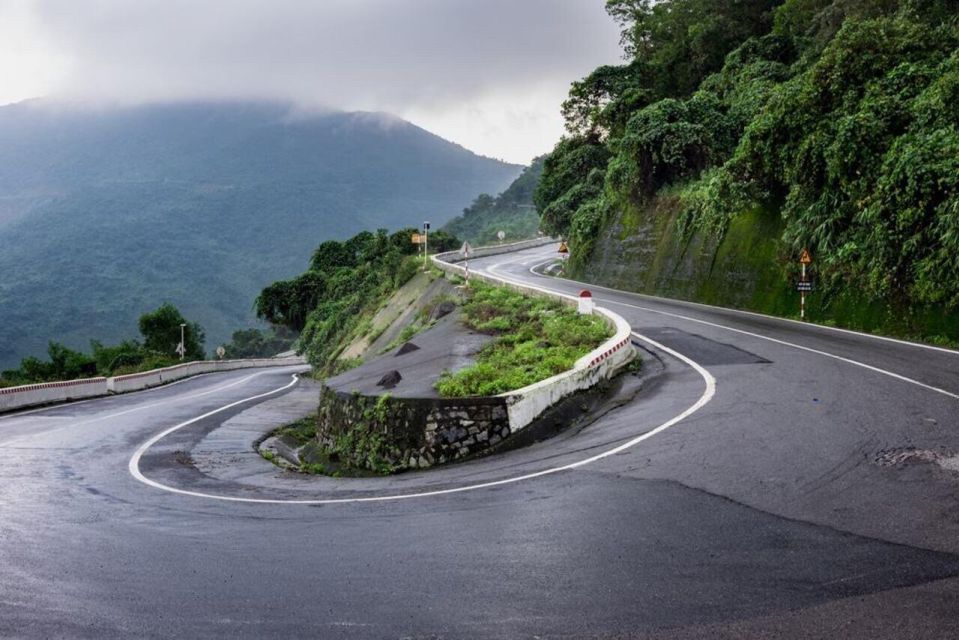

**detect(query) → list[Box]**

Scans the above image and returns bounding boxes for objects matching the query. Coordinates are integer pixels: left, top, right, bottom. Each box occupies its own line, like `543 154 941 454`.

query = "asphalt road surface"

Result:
2 243 959 639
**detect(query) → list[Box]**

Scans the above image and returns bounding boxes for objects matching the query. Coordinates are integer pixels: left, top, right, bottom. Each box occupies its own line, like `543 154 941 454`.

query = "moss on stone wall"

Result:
316 385 512 473
577 196 959 345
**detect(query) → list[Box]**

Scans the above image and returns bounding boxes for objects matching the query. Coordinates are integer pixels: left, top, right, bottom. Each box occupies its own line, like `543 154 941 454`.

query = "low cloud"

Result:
24 0 622 162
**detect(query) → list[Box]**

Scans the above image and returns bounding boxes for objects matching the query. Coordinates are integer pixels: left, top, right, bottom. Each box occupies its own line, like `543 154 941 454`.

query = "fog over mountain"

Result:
2 0 621 163
0 100 522 367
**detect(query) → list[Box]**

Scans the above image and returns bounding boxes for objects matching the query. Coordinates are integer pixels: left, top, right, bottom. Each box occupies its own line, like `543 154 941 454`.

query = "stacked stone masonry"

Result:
317 386 512 471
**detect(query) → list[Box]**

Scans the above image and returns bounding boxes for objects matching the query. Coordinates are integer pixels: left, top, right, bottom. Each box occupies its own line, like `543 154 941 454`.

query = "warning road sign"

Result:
558 241 569 254
799 248 812 264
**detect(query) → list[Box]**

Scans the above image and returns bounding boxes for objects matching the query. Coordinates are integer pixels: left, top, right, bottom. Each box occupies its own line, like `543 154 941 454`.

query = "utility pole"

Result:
423 221 430 271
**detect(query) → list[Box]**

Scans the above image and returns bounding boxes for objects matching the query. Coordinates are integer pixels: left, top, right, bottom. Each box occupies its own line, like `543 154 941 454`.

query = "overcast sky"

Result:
0 0 623 163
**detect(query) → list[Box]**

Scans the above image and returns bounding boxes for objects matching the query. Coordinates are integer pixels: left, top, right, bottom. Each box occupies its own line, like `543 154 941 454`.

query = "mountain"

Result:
0 101 522 367
442 156 544 245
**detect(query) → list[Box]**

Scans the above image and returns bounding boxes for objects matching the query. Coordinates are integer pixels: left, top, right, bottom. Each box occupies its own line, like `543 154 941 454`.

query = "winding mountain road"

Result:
2 243 959 639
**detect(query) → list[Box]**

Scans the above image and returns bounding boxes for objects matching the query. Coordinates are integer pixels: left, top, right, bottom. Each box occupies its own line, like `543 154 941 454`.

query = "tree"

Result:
138 303 205 360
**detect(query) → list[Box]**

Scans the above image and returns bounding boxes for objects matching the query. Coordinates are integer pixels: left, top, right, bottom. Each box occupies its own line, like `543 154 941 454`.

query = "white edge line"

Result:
3 368 307 447
521 251 959 356
487 253 959 402
128 345 715 505
0 364 309 422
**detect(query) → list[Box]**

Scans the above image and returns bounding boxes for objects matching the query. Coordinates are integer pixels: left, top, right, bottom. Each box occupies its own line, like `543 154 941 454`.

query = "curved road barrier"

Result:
0 355 307 413
433 244 634 433
0 377 108 413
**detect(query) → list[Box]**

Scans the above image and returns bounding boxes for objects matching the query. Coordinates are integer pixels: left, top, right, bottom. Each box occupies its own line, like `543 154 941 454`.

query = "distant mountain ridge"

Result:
0 101 522 367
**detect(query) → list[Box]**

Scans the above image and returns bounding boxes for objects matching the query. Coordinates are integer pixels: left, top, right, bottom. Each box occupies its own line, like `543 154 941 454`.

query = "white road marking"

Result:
0 365 306 423
3 368 304 446
128 337 715 504
486 254 959 402
520 252 959 356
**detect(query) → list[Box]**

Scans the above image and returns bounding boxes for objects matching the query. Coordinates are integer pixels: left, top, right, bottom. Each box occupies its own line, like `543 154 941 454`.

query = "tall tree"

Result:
138 303 205 360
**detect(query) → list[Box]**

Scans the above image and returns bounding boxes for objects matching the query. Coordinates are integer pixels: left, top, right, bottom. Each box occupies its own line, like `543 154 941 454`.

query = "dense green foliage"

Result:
138 303 205 360
256 227 459 371
443 157 545 244
222 327 296 358
435 285 612 397
0 304 204 386
0 102 521 368
536 0 959 333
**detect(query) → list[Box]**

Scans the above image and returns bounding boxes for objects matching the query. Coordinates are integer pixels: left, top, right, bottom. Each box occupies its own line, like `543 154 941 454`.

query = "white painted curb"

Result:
432 241 634 433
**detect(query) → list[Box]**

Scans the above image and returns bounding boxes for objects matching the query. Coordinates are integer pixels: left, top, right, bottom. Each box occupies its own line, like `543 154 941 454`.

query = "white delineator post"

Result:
578 290 594 315
801 262 806 321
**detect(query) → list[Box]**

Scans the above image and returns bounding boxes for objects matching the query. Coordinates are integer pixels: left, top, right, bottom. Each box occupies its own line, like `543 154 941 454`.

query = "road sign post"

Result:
423 221 430 272
798 248 812 320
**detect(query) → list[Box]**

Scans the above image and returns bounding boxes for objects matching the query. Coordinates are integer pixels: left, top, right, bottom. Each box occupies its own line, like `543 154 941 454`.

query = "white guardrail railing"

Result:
432 238 634 433
0 355 307 413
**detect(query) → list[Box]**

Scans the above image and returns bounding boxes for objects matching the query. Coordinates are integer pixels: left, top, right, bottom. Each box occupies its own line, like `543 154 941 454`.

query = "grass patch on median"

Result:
435 284 612 397
274 414 317 446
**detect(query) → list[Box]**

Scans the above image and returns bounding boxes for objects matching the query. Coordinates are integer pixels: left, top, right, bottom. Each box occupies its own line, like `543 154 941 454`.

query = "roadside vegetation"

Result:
0 303 206 387
263 411 393 477
221 326 296 359
534 0 959 342
256 227 459 374
435 284 612 397
442 158 544 245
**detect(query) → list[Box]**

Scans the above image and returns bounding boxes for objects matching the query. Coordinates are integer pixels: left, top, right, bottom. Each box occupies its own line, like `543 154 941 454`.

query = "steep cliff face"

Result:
576 196 959 343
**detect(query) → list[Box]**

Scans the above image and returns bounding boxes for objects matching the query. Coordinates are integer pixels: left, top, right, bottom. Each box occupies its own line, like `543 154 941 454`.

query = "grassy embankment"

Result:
435 284 612 397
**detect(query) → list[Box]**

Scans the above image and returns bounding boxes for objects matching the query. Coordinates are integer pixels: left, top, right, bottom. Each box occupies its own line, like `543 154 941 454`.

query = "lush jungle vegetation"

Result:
535 0 959 335
0 303 205 386
442 157 545 245
255 227 459 372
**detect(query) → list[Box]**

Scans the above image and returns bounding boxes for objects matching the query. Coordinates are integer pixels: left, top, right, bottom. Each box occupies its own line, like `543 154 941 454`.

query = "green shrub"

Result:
435 284 612 397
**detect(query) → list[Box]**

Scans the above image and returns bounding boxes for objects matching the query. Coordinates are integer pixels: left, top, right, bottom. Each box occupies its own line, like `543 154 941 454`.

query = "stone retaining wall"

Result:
314 239 635 472
317 386 511 470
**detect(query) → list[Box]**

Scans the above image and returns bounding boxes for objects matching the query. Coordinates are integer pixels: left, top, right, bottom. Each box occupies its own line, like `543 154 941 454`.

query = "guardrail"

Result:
435 236 556 266
0 355 307 413
432 241 634 433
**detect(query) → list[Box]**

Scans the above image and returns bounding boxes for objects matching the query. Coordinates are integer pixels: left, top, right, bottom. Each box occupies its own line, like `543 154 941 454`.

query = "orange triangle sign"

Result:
799 248 812 264
558 241 569 254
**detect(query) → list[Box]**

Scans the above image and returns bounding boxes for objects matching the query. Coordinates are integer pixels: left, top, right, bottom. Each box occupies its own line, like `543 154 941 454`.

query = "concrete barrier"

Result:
1 355 308 413
432 243 634 434
0 377 109 413
107 355 307 394
435 236 556 267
